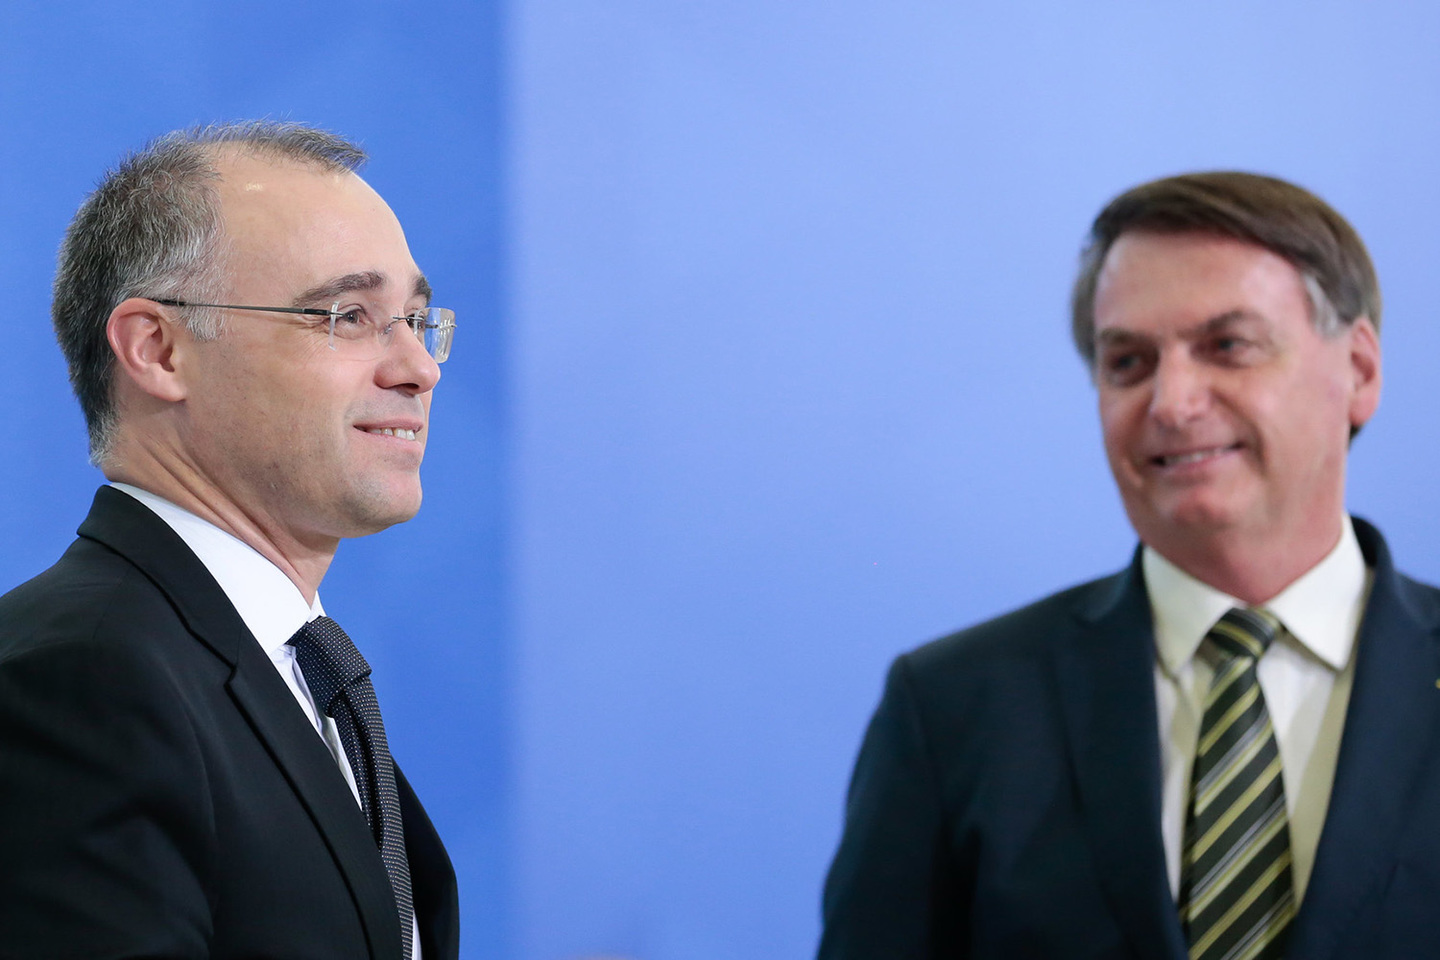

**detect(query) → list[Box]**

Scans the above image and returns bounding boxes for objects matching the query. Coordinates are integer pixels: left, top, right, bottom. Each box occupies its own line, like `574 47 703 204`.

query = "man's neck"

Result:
1147 517 1346 606
104 463 336 604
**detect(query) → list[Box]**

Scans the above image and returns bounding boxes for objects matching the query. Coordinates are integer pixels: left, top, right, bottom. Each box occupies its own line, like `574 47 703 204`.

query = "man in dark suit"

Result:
0 122 459 958
818 173 1440 959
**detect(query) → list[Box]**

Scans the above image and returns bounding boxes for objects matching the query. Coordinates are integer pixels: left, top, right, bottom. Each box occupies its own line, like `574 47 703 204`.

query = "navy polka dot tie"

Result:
290 616 414 960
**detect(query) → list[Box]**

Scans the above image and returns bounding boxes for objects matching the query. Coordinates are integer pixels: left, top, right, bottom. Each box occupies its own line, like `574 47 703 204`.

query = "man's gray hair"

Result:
52 120 367 464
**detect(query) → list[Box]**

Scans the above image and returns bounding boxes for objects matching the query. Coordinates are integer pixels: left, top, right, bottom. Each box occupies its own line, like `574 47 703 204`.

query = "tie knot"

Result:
1206 607 1279 662
287 616 371 717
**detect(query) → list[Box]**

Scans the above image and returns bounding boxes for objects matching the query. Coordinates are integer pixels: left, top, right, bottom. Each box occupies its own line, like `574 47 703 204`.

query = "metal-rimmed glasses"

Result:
150 298 456 364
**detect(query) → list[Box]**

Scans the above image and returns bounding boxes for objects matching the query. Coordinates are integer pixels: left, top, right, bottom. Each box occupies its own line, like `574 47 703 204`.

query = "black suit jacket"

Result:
0 487 459 959
819 518 1440 959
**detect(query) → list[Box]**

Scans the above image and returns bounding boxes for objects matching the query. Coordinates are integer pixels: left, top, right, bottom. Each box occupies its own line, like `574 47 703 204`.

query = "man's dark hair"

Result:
1070 171 1381 367
52 120 367 464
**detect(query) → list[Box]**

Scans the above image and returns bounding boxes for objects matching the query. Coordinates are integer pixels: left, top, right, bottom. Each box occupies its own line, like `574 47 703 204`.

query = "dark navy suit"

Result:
820 518 1440 959
0 487 459 959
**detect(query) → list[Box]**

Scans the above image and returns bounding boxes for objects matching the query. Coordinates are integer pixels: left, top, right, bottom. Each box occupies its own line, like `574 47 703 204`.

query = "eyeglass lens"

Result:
326 303 455 363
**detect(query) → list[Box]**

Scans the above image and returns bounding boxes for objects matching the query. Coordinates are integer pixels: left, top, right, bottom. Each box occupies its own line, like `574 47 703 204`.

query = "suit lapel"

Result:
397 766 460 960
1054 556 1188 960
1286 519 1440 960
227 659 404 958
78 487 404 959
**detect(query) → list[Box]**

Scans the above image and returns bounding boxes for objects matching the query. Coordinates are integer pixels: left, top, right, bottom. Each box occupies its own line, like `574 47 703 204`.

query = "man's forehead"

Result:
207 149 421 298
1099 230 1300 281
1095 232 1306 321
210 153 363 213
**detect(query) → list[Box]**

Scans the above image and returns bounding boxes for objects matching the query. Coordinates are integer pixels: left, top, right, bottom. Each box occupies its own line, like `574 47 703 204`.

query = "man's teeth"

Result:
368 428 417 441
1160 447 1229 466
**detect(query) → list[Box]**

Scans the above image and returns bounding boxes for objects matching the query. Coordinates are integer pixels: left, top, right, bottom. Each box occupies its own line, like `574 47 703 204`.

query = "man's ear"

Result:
1347 315 1382 431
106 298 190 402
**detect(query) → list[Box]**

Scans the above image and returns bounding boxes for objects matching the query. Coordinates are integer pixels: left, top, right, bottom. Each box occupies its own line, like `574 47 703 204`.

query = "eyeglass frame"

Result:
147 297 455 364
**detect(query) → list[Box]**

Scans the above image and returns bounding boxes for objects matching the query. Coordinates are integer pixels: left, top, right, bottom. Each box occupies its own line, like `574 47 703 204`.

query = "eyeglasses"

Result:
150 298 455 364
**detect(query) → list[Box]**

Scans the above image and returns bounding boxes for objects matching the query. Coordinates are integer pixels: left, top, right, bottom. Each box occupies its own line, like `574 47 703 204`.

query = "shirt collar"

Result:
1145 517 1368 678
110 483 324 656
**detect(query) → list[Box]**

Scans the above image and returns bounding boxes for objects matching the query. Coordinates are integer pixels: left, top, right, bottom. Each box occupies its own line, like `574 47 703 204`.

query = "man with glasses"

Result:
0 122 458 959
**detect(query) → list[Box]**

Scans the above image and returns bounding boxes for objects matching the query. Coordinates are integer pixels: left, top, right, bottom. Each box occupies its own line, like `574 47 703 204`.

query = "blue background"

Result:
5 3 1440 959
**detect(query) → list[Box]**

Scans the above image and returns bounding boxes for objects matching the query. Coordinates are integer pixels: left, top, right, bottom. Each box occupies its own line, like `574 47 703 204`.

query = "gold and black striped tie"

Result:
1179 607 1295 960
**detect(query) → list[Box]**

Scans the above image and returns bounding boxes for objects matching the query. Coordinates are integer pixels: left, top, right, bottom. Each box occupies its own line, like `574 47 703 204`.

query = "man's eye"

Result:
1209 336 1255 361
328 307 378 342
1100 351 1150 385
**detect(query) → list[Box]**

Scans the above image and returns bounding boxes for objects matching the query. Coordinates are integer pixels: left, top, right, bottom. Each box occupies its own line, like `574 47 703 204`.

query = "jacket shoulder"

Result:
0 536 181 662
1348 516 1440 631
903 565 1137 679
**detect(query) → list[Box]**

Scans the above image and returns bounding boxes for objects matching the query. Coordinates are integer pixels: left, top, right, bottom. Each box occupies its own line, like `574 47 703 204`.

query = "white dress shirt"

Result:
110 483 421 956
1147 516 1371 904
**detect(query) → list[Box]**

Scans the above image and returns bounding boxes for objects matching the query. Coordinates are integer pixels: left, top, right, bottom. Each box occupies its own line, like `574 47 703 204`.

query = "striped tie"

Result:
1180 607 1295 960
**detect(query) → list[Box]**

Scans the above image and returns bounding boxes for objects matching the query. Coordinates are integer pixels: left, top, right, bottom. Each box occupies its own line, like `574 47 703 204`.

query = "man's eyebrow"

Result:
1094 327 1147 347
291 272 386 307
1094 309 1260 347
1198 309 1258 332
413 274 433 306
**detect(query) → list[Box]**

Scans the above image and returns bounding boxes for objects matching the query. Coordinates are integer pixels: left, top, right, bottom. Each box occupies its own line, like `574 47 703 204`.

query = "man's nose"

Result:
378 323 442 393
1147 352 1209 428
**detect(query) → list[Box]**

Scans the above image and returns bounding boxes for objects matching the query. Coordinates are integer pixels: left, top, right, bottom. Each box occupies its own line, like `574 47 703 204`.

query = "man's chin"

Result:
1126 495 1248 546
340 482 424 537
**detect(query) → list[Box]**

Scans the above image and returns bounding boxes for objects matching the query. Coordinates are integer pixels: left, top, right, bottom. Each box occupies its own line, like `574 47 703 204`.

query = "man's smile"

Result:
363 426 419 441
1149 443 1244 470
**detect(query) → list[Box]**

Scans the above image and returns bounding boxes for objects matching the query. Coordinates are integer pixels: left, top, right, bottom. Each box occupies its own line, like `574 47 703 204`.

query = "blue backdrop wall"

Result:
7 3 1440 960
